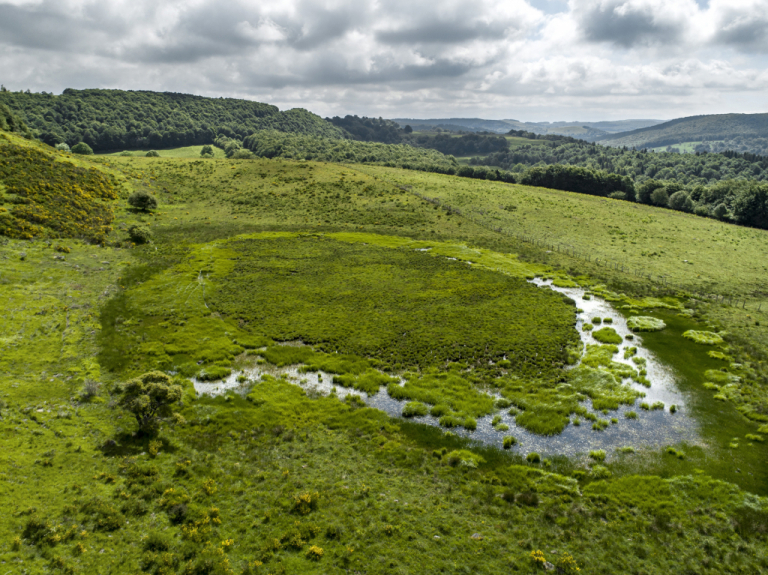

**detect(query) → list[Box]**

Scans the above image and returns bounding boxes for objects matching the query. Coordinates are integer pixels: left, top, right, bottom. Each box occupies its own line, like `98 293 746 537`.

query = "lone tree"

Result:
128 189 158 212
116 371 182 435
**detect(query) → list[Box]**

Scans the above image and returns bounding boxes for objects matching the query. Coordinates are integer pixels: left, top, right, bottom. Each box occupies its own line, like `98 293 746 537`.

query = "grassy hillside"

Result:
598 113 768 155
0 131 125 241
243 130 459 172
2 142 768 574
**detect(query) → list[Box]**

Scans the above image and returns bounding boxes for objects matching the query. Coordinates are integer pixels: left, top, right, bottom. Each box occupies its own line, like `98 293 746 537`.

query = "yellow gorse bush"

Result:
0 141 119 242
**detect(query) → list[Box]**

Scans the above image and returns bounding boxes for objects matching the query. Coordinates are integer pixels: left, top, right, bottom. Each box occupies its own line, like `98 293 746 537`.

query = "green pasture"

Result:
2 142 768 574
99 145 227 159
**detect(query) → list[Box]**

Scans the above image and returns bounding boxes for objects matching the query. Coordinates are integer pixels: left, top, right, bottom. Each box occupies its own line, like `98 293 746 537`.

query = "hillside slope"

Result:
0 130 123 242
598 113 768 154
0 89 342 152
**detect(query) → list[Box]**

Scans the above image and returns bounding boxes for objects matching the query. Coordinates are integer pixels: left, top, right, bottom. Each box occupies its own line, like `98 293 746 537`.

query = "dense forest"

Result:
475 138 768 186
0 89 340 151
410 133 509 156
327 115 404 143
0 103 34 139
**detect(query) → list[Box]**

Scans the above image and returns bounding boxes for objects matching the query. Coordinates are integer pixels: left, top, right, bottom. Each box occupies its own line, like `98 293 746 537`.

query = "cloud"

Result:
570 0 700 48
0 0 766 120
710 0 768 53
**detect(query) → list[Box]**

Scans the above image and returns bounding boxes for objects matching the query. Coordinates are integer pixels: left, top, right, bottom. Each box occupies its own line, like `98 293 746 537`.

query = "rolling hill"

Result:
391 117 663 137
598 113 768 155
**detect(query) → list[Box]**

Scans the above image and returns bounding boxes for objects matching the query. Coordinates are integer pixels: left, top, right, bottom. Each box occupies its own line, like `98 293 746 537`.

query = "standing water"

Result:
193 278 698 460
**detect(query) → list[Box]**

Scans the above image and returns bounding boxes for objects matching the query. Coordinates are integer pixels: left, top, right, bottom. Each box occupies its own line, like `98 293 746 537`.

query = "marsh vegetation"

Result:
1 133 767 574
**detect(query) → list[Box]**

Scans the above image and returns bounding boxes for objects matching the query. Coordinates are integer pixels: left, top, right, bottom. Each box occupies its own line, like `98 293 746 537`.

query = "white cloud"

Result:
0 0 766 119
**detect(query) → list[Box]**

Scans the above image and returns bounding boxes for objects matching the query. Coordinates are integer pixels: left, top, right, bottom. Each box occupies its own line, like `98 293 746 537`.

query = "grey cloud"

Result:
0 3 108 51
377 21 510 45
714 10 768 53
575 2 687 47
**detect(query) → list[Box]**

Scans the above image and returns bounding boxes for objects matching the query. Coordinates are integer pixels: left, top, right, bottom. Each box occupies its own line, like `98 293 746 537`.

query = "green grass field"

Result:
2 139 768 574
99 145 227 159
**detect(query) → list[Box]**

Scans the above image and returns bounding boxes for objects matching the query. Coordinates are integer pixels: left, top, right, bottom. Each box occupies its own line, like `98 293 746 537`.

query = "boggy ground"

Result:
1 148 768 574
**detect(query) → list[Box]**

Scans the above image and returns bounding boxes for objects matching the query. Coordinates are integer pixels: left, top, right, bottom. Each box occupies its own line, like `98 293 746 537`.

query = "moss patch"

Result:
627 316 666 332
683 330 725 345
592 327 623 344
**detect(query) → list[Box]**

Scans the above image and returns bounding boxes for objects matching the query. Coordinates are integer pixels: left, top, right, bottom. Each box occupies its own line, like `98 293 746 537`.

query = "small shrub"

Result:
145 150 160 157
128 223 152 244
306 545 323 561
618 446 635 454
430 404 450 417
591 465 611 479
502 436 517 449
55 142 70 152
495 397 512 408
197 365 232 381
669 404 677 413
148 439 162 458
651 401 665 411
517 492 539 507
589 449 606 462
71 142 93 155
745 434 764 443
640 402 650 411
591 317 602 324
665 446 685 459
402 401 428 417
293 492 320 515
556 552 581 574
592 419 609 431
445 450 485 468
463 417 477 430
526 452 541 464
128 190 158 212
143 531 171 552
80 379 101 400
530 549 546 567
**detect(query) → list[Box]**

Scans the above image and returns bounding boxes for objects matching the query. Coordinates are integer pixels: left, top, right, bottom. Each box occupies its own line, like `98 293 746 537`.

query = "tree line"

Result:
474 138 768 186
0 89 341 152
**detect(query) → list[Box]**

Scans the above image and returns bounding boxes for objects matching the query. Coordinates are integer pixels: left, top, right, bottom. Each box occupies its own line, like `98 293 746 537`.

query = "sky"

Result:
0 0 767 121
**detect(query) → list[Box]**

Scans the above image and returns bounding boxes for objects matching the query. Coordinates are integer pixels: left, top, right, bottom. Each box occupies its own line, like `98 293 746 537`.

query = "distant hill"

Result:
0 89 342 152
391 117 663 138
597 113 768 155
